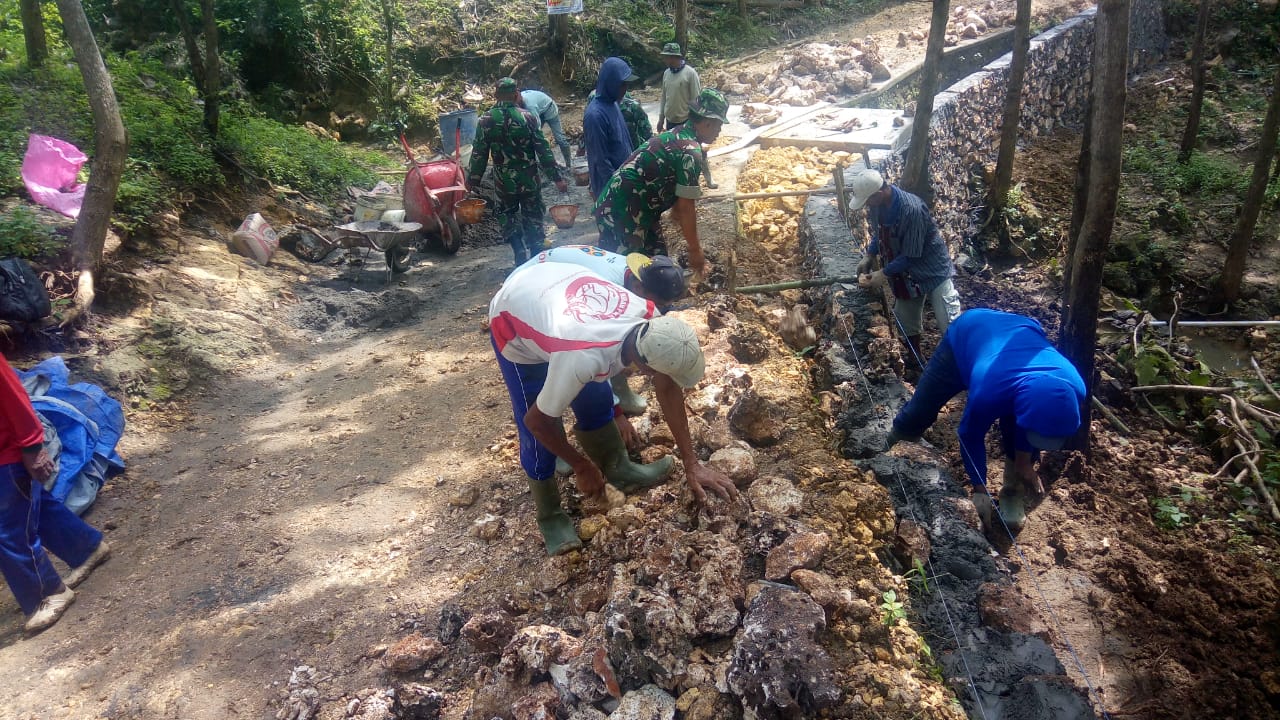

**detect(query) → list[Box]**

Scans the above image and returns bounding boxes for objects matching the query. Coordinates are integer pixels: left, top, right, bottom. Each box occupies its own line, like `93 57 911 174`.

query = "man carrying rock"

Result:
594 89 729 276
517 86 574 171
583 58 640 200
883 309 1086 531
468 77 568 267
489 262 738 555
518 245 687 415
852 168 961 361
656 42 716 189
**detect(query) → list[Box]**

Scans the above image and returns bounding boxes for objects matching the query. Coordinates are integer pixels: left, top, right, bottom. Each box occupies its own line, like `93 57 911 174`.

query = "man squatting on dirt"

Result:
515 245 689 417
884 309 1087 531
851 168 962 360
593 88 730 277
0 353 111 633
467 77 568 268
489 263 738 555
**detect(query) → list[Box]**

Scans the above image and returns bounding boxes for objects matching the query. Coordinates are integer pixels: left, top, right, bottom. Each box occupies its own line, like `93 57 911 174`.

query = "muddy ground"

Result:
1 1 1278 719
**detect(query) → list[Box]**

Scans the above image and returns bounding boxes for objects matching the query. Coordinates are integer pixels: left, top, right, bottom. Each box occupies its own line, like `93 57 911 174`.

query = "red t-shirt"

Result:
0 354 44 466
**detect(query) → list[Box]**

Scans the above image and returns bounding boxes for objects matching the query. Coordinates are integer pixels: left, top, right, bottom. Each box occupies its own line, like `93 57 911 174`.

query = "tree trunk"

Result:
1220 64 1280 303
1061 0 1130 451
738 0 747 16
20 0 47 68
53 0 129 324
200 0 220 136
902 0 950 195
379 0 395 107
1177 0 1211 161
1063 25 1099 291
988 0 1031 213
171 0 221 136
675 0 689 56
549 13 568 53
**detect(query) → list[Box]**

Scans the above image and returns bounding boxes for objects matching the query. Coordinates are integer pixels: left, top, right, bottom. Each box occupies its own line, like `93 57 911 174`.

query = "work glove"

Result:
858 270 886 289
856 255 874 275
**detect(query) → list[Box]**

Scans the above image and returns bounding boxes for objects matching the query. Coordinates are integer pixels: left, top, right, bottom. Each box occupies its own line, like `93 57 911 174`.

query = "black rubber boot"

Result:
527 477 583 556
610 374 648 416
575 423 673 493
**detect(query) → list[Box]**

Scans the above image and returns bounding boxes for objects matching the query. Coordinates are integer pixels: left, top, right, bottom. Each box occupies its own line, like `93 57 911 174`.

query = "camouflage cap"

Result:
688 88 729 124
660 42 684 57
495 77 518 94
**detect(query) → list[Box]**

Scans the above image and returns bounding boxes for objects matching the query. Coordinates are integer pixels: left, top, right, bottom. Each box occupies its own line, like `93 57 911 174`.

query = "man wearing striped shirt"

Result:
852 169 961 359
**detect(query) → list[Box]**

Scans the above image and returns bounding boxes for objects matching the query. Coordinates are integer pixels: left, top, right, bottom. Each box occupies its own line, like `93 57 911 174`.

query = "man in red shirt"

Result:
0 353 111 633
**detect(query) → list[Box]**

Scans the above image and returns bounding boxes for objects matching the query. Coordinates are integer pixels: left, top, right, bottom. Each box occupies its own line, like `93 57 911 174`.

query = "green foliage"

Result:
905 558 930 593
879 589 906 626
0 206 62 258
218 110 389 196
1123 141 1249 198
1152 486 1203 530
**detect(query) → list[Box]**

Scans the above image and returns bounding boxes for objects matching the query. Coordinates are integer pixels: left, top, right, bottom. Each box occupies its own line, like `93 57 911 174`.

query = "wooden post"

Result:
738 0 747 17
551 13 569 53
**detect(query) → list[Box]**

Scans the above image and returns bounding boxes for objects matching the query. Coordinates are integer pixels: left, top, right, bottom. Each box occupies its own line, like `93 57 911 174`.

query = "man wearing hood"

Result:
594 88 728 276
583 58 639 200
883 309 1086 532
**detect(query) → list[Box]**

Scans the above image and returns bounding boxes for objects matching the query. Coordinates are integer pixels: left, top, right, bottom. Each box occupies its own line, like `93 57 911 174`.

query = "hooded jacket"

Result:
583 58 636 198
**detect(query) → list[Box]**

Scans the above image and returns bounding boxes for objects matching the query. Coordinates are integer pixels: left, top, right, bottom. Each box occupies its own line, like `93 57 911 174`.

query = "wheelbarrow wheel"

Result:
439 214 462 255
386 244 413 273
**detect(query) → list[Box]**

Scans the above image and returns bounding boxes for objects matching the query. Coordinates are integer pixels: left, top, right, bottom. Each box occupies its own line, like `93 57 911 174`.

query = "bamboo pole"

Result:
734 275 859 294
1148 320 1280 328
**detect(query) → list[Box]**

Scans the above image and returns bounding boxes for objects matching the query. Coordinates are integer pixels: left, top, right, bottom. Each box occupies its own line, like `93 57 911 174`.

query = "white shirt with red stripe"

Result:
490 263 656 417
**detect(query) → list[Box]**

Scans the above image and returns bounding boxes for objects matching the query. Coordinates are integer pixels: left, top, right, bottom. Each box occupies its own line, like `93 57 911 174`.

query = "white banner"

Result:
547 0 583 14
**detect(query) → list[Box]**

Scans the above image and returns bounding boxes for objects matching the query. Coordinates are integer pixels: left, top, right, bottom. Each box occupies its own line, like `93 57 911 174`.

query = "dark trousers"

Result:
492 337 614 481
498 191 547 263
0 462 101 614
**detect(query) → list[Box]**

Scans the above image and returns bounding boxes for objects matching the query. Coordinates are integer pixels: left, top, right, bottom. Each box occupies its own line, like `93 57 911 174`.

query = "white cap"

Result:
636 316 705 389
847 169 885 210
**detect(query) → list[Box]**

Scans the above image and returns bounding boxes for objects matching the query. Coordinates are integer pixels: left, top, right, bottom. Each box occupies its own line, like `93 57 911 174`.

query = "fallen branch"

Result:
1233 437 1280 522
1092 396 1130 435
1130 384 1234 394
1251 356 1280 407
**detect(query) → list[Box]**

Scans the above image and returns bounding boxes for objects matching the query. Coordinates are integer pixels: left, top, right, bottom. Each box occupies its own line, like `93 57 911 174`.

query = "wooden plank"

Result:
707 102 830 158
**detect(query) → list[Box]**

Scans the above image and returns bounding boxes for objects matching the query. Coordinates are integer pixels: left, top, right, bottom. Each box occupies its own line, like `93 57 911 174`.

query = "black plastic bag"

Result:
0 258 51 322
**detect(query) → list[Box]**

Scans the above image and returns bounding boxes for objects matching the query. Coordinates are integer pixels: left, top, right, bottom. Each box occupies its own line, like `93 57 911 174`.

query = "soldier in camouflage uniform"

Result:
468 77 568 267
586 89 654 151
593 89 728 276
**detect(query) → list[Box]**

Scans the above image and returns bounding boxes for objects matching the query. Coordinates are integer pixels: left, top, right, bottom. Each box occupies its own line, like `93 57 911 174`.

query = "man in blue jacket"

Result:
583 58 639 200
884 309 1086 531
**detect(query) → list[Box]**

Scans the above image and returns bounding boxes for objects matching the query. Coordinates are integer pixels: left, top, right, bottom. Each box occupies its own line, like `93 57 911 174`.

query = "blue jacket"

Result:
947 309 1085 484
583 58 635 197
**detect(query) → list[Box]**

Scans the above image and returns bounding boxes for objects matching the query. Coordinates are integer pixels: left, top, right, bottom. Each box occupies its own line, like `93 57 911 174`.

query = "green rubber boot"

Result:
610 374 648 416
575 423 673 493
998 483 1027 532
527 477 583 556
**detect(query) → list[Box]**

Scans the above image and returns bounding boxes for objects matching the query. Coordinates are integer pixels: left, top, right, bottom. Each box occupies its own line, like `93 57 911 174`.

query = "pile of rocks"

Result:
897 0 1017 47
720 41 890 107
738 147 850 254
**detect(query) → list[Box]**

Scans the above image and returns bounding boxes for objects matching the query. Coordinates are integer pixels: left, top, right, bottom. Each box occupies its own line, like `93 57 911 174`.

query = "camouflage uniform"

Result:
468 93 564 265
593 123 704 255
587 90 654 152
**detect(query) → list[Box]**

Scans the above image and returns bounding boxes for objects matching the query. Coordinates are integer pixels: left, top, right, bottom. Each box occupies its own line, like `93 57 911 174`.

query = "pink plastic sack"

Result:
22 134 87 218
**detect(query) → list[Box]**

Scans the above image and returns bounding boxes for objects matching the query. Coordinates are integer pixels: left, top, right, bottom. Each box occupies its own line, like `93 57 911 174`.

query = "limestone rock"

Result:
727 584 840 717
382 634 445 673
791 569 855 617
461 610 516 654
728 325 770 363
612 684 677 720
891 519 932 568
396 684 445 719
708 447 758 487
549 651 611 705
728 390 786 446
746 476 804 517
675 687 739 720
579 515 609 540
470 513 505 541
764 531 830 580
438 601 470 644
582 484 626 515
511 682 560 720
449 486 478 507
498 625 584 681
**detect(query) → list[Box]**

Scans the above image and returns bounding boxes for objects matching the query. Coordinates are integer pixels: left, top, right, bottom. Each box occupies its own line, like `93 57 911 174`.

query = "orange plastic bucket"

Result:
549 204 579 229
456 198 487 225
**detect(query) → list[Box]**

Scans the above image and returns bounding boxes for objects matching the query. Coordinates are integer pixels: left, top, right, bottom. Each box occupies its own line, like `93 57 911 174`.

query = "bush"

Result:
217 110 391 196
0 206 62 259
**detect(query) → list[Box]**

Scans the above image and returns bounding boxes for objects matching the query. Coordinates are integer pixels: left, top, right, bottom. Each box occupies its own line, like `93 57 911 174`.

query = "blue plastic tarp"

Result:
18 357 125 515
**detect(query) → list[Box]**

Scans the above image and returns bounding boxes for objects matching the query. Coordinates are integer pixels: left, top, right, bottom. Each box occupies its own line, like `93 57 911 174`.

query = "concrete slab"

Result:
757 107 912 157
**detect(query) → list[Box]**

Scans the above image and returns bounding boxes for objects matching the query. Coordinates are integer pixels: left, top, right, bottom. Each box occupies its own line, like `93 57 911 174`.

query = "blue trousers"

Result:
492 337 614 481
892 338 1028 486
0 462 102 614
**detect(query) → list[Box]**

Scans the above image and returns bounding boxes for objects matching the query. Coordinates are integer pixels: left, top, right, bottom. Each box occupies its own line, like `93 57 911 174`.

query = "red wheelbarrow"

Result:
399 134 469 268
